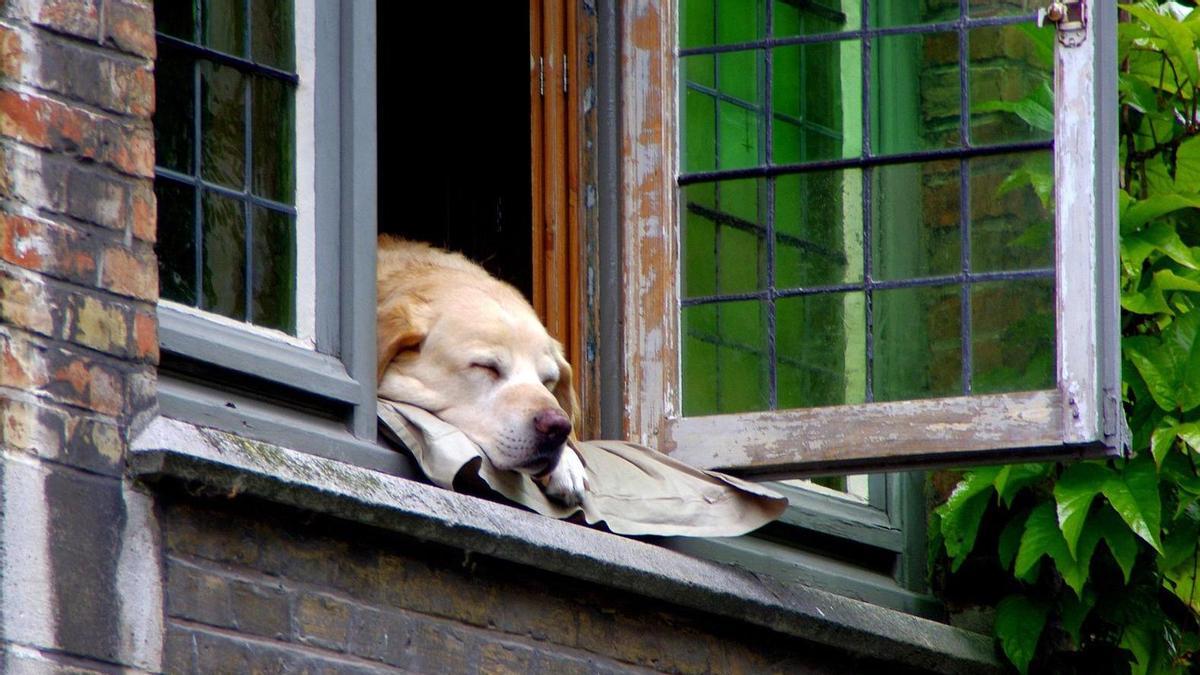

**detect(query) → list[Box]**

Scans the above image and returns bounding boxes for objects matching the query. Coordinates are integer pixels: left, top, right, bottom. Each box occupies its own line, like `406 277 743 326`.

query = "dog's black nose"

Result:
533 408 571 446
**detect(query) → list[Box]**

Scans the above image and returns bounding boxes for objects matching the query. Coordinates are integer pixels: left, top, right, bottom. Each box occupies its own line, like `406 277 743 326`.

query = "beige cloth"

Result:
378 400 787 537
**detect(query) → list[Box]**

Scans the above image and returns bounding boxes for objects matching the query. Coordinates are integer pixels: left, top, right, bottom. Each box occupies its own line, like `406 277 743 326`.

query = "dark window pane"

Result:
681 179 767 297
872 31 961 155
200 62 246 189
873 285 962 401
202 0 246 57
775 170 862 288
155 178 197 305
873 160 961 280
971 151 1053 272
971 279 1054 394
251 0 295 70
682 301 771 416
201 191 246 320
969 23 1054 146
777 291 866 408
156 0 197 41
153 51 195 174
252 76 295 203
251 207 295 332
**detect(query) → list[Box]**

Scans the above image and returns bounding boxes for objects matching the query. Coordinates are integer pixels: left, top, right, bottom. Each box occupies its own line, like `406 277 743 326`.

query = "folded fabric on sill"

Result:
378 399 787 537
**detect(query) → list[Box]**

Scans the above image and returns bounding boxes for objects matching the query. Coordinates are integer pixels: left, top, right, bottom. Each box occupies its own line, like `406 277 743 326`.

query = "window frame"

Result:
155 0 390 470
618 0 1124 478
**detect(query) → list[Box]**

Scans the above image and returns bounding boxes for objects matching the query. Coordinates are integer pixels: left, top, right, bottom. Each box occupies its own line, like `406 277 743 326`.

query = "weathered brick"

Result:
103 0 155 60
163 503 263 567
193 631 380 675
164 625 197 674
0 211 94 282
399 622 475 673
66 166 127 230
0 396 124 474
100 243 156 301
0 267 54 336
0 142 70 212
166 563 234 628
347 607 414 665
0 329 127 415
131 307 156 361
34 0 101 41
0 22 26 78
294 592 352 651
69 293 128 354
129 180 155 242
479 641 535 675
229 580 290 641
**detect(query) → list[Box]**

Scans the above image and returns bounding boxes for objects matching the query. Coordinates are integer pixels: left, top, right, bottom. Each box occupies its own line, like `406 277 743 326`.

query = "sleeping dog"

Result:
375 236 587 505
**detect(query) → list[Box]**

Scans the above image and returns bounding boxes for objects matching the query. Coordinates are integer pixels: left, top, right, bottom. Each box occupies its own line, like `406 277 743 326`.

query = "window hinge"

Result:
563 54 568 94
1038 0 1086 47
539 57 544 97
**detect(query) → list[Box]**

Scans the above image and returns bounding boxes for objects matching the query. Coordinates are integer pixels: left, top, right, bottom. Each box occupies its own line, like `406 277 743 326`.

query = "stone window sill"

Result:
130 416 1001 675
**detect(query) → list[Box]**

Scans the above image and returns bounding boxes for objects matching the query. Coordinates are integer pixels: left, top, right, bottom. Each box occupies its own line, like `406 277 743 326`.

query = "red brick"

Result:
0 23 25 78
0 333 131 416
132 309 157 362
104 0 154 60
0 211 97 282
34 0 100 41
0 268 53 337
0 89 52 147
130 181 155 242
100 244 157 301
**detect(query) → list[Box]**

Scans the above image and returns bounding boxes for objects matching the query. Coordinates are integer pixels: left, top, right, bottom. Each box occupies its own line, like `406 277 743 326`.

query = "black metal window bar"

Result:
679 1 1055 408
154 0 298 331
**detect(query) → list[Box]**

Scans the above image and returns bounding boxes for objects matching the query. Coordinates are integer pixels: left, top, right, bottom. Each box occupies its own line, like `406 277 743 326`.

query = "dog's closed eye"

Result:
470 361 502 379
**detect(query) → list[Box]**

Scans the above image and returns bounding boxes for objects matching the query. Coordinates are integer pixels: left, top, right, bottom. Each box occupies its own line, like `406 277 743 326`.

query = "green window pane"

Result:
200 62 246 189
969 23 1054 146
682 85 717 173
872 31 961 155
682 301 771 416
251 0 295 70
716 0 763 44
681 179 768 297
869 2 955 28
872 160 961 281
775 170 862 288
970 151 1053 273
252 77 295 203
153 51 194 174
203 0 246 57
772 40 858 164
251 207 296 333
777 291 867 408
680 0 715 50
201 191 246 321
156 1 196 41
971 279 1054 394
969 0 1038 19
773 0 857 35
155 178 197 306
873 285 962 402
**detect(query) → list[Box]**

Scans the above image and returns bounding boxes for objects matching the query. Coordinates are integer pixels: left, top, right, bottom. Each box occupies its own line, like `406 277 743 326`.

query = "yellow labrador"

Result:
376 236 587 505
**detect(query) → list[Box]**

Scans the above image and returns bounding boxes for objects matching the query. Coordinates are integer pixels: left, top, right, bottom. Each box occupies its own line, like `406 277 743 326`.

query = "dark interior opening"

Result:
376 3 533 299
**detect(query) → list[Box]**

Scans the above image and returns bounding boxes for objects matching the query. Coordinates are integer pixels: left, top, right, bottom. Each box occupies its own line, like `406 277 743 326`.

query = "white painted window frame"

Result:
620 0 1124 479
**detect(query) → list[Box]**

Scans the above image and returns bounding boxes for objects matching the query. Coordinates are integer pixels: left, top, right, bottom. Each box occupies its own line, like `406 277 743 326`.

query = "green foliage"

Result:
931 5 1200 672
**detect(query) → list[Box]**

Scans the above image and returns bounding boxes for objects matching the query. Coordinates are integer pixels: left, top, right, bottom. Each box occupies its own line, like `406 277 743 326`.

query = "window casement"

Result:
619 0 1122 478
152 0 392 470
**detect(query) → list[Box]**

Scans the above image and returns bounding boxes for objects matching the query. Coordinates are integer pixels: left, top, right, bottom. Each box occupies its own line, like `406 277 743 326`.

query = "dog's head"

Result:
376 242 578 475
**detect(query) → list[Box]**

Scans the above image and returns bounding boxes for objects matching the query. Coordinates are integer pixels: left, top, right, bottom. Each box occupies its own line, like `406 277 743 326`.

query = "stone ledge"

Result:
129 416 1001 675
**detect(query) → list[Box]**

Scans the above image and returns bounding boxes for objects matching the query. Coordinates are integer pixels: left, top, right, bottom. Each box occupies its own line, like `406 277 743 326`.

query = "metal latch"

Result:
1038 0 1086 47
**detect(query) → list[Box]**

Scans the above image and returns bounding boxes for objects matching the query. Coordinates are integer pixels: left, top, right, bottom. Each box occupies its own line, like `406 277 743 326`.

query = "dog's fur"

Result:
376 235 587 504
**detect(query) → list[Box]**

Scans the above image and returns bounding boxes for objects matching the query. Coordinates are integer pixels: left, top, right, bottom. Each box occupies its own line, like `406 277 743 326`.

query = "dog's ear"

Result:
552 344 581 438
376 299 429 382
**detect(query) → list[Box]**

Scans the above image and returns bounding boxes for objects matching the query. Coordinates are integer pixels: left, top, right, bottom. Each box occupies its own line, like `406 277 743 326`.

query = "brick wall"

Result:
0 0 162 670
160 495 913 675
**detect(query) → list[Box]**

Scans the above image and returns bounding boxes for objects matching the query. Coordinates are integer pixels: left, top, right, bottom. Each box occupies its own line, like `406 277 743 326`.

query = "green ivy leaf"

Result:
995 463 1050 508
936 467 1000 571
974 92 1053 133
1121 194 1200 233
1176 421 1200 452
1054 463 1112 558
1175 136 1200 193
1015 503 1077 587
1143 221 1200 269
1122 279 1171 315
1095 505 1139 585
1162 541 1200 614
1150 417 1179 467
1060 590 1096 648
1124 336 1179 410
1155 269 1200 292
995 595 1050 675
998 509 1030 572
1166 310 1200 411
1123 4 1200 87
1102 457 1164 554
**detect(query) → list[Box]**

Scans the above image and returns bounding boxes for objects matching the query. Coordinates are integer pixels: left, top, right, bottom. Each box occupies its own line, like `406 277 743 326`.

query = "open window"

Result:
620 0 1122 478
